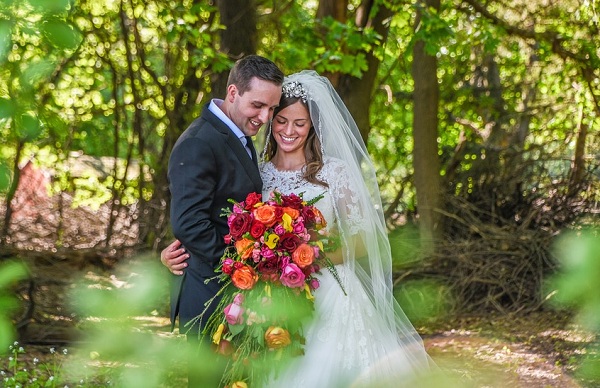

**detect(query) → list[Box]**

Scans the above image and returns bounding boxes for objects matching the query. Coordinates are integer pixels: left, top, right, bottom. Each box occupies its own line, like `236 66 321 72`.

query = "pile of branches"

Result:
416 149 599 314
430 196 557 314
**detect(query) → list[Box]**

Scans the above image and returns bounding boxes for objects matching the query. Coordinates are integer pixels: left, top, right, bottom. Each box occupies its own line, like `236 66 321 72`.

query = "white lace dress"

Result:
260 158 427 388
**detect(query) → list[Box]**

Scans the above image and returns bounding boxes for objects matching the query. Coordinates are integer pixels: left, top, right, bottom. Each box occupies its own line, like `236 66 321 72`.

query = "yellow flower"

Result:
304 283 314 301
264 326 292 349
212 323 225 345
231 381 248 388
282 213 293 232
265 233 280 249
316 240 324 251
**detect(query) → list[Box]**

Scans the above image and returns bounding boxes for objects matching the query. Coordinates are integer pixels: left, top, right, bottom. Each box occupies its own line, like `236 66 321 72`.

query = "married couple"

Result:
162 55 434 387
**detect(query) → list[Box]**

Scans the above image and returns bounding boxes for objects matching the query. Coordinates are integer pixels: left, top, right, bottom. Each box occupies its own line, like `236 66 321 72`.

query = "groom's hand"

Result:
160 239 189 275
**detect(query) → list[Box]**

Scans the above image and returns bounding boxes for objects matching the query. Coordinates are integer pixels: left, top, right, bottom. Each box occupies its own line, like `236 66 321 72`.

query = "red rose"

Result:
229 213 252 239
281 193 303 209
273 206 284 223
244 192 262 210
279 232 301 252
215 339 234 356
256 256 280 279
224 234 232 244
249 220 266 239
301 207 317 226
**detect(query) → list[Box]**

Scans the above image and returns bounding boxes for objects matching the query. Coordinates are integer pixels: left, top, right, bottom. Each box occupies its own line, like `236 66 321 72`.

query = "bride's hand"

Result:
160 239 189 275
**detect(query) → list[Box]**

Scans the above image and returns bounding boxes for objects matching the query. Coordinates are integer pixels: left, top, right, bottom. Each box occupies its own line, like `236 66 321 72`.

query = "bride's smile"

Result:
272 100 311 156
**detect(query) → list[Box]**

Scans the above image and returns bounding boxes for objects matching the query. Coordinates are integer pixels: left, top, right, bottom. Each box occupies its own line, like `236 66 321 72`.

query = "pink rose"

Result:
224 303 244 325
233 293 245 305
260 246 275 260
224 294 245 325
222 258 234 275
293 222 306 234
310 278 320 290
274 224 286 236
279 263 306 288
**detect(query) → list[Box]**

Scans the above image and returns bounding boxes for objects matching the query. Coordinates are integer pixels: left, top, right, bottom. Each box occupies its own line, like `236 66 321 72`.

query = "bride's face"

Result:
271 101 312 155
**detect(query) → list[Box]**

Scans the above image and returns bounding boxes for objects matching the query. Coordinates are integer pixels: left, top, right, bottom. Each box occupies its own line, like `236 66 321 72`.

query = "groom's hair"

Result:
227 55 284 95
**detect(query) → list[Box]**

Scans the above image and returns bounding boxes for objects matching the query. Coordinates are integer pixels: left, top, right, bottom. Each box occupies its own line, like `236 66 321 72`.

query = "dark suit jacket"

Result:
168 105 262 334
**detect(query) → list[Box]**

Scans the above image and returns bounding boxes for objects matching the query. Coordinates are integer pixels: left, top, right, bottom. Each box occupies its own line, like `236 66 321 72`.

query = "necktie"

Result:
245 136 256 161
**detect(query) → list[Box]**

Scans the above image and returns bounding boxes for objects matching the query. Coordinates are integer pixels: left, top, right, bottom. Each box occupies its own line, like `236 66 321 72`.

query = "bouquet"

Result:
194 190 341 387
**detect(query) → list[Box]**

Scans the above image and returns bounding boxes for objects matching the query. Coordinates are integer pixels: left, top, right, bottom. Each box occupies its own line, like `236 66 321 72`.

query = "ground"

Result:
2 254 596 388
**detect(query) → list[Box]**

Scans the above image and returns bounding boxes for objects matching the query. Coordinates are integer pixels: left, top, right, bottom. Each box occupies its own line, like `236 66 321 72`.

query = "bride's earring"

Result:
260 121 273 162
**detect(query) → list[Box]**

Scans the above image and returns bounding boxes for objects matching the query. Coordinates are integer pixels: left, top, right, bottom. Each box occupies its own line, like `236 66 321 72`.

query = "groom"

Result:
166 55 283 386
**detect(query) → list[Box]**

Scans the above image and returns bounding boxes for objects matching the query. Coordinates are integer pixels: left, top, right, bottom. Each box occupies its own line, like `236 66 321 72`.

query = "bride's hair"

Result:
264 95 328 188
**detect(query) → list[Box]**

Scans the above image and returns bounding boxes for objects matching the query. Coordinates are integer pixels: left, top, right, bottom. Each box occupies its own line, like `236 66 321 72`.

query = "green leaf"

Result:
27 0 71 13
41 18 81 50
0 318 16 355
0 97 14 119
0 19 12 63
228 323 245 337
0 261 28 290
15 113 42 141
0 162 9 192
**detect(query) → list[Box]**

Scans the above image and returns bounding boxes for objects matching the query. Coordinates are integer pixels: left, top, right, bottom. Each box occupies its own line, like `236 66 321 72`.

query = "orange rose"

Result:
282 206 300 220
253 205 278 227
292 243 315 268
264 326 291 349
234 238 254 260
231 265 258 290
313 207 327 228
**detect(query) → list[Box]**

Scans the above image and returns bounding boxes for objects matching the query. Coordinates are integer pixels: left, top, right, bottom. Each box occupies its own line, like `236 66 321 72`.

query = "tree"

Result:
412 0 443 252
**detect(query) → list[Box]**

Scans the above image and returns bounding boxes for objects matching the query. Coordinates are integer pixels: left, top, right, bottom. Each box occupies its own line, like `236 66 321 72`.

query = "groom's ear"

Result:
226 84 238 103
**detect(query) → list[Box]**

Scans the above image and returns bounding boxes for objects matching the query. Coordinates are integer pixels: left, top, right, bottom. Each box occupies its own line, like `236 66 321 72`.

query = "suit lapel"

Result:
203 107 262 191
225 135 262 189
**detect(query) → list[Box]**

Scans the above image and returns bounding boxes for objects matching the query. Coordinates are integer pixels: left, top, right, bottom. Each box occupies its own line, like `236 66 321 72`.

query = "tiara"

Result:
282 81 308 103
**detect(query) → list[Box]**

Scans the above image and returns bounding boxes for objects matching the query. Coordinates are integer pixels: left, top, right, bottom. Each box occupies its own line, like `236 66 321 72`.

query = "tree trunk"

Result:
412 0 442 254
212 0 257 98
1 140 24 245
336 0 393 143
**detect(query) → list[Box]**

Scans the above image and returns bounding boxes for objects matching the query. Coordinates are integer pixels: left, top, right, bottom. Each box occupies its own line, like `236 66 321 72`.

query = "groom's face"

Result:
226 77 282 137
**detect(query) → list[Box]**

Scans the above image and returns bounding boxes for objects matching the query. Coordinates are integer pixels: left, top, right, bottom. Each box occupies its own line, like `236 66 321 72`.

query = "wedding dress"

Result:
260 159 432 387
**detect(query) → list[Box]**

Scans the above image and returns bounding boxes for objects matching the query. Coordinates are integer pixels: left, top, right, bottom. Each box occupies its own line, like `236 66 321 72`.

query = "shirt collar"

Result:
209 99 246 142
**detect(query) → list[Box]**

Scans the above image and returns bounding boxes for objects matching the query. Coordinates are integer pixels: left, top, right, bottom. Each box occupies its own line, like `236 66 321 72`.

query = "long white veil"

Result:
282 70 434 377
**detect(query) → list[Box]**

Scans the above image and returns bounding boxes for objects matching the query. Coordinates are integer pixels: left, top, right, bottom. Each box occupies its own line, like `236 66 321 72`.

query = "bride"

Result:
163 71 435 386
260 71 434 387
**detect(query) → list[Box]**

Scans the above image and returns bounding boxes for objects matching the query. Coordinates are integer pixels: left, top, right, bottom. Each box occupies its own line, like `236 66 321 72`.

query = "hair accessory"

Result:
282 81 308 103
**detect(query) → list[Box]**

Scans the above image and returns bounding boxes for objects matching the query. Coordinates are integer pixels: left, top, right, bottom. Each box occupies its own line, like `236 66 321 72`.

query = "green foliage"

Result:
395 279 452 325
267 4 381 77
546 229 600 384
1 343 75 387
64 255 203 387
547 229 600 331
0 261 28 353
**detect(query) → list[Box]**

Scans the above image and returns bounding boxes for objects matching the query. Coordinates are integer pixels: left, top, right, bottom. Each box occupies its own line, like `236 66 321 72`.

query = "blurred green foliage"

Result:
0 261 28 353
547 229 600 383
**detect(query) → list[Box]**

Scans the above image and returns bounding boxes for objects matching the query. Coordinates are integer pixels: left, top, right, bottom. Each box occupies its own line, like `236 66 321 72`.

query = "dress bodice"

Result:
260 160 335 225
259 157 364 234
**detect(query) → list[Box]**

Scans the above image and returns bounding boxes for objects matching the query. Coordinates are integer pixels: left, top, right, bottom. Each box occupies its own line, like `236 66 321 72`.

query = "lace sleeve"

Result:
324 158 367 235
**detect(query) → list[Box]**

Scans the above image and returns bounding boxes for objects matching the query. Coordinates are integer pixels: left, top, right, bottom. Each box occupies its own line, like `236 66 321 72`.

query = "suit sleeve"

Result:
168 136 224 265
